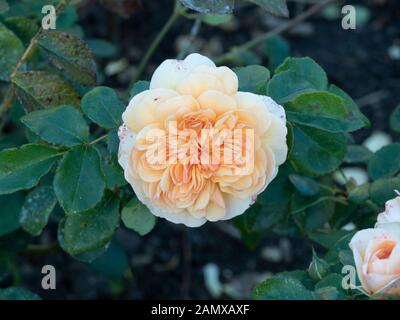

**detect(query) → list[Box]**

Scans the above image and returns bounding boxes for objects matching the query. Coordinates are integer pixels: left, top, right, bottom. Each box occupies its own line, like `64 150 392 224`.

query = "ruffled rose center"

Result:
375 240 396 260
366 239 397 274
130 108 258 215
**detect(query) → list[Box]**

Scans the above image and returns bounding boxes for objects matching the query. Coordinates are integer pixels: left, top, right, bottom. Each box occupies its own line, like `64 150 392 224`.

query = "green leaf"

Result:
107 129 119 156
265 35 289 70
267 57 327 103
368 143 400 181
37 31 96 86
286 92 361 133
0 144 59 194
202 14 232 26
4 17 38 44
235 203 287 249
390 104 400 133
348 183 370 204
310 230 353 250
345 145 373 164
275 57 328 88
86 38 117 58
291 192 335 215
0 0 9 14
19 186 57 236
248 0 288 17
21 105 89 147
58 224 110 262
90 241 128 279
0 287 40 300
0 192 24 237
61 196 119 255
81 87 124 129
266 71 317 104
54 145 105 213
369 176 400 205
253 276 315 300
290 124 346 176
329 84 370 129
234 65 270 94
103 156 126 189
258 162 294 205
306 198 336 231
315 274 345 294
129 80 149 98
288 174 320 197
122 197 156 236
0 22 24 81
314 287 340 300
338 249 355 267
13 71 81 110
180 0 234 14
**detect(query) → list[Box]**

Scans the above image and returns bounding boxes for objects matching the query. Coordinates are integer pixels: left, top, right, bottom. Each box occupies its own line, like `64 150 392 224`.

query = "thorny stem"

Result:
129 0 185 90
214 0 336 65
0 0 71 119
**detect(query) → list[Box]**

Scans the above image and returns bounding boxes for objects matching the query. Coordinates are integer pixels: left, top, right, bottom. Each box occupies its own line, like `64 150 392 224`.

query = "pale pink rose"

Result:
349 223 400 295
118 53 288 227
376 192 400 226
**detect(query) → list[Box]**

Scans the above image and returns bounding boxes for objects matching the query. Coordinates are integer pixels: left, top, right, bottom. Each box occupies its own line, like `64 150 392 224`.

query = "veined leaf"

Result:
60 196 120 255
81 87 124 129
0 144 59 194
19 186 57 236
13 71 80 110
121 197 156 236
37 31 96 86
0 22 24 81
290 124 346 176
21 105 90 147
54 145 105 213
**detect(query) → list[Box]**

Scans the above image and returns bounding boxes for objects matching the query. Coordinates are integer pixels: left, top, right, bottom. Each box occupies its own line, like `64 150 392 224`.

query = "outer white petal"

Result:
259 95 288 166
234 92 271 134
221 194 253 220
262 116 288 166
150 53 215 90
118 124 136 170
258 95 286 122
349 227 399 260
365 273 400 295
376 196 400 226
122 88 178 133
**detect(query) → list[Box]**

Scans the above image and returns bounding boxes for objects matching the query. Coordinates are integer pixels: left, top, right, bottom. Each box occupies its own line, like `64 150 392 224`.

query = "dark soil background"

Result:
5 0 400 299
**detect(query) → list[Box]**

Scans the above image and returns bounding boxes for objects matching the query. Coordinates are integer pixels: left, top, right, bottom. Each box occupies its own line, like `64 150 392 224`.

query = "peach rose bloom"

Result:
376 192 400 227
349 223 400 295
118 53 288 227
